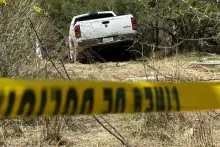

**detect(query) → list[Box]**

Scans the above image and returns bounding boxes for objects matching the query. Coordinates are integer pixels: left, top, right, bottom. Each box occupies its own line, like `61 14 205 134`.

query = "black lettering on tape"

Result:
63 88 78 114
103 88 113 113
80 89 94 114
5 91 15 116
173 86 180 111
165 87 172 111
52 89 61 115
115 88 125 113
37 89 47 115
134 88 142 112
144 88 153 112
17 90 35 116
155 87 165 111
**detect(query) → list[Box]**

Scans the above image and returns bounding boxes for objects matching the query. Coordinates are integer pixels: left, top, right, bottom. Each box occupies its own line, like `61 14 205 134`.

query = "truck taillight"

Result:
131 17 137 30
74 25 81 38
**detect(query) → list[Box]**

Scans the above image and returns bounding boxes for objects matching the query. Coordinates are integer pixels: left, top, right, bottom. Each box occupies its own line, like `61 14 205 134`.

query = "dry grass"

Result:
1 52 220 146
1 1 220 146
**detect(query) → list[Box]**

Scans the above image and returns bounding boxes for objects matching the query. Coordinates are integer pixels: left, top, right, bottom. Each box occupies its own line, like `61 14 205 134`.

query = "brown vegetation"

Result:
1 0 220 146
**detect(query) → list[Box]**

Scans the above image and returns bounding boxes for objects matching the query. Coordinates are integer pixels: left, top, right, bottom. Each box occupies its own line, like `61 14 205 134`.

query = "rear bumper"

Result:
77 33 138 48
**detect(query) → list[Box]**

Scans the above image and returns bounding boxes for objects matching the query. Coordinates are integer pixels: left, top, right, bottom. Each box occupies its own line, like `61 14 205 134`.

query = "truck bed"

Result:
76 14 136 42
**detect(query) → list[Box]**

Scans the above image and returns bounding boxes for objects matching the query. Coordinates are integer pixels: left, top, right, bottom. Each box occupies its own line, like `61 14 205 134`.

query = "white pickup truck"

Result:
68 11 138 63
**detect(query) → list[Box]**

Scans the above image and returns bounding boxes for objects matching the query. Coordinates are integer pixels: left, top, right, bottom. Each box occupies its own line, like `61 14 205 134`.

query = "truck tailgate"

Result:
78 15 135 41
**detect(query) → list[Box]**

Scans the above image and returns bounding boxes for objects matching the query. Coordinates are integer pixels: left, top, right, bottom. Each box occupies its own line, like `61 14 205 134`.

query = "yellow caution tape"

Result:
0 2 48 16
0 78 220 118
0 0 6 4
33 6 49 16
0 0 19 5
33 6 42 13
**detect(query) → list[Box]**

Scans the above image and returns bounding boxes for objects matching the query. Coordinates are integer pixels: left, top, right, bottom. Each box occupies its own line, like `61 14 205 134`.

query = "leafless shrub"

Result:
0 1 220 146
42 116 67 145
0 0 69 145
191 112 215 147
0 0 66 78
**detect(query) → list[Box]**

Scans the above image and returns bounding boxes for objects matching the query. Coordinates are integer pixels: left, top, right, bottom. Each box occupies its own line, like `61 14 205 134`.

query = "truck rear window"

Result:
74 13 114 25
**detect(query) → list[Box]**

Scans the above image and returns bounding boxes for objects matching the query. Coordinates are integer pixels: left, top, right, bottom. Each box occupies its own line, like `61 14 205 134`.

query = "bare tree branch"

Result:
58 58 131 147
28 17 65 80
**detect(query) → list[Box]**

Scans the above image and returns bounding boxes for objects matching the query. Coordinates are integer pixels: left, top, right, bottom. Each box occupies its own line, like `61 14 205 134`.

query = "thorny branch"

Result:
93 115 131 147
59 59 131 147
142 36 216 50
98 115 128 144
28 17 65 80
29 19 131 147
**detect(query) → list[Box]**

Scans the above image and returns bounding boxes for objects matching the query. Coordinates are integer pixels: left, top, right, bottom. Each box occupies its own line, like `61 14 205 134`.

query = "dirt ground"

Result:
1 53 220 147
52 54 220 82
